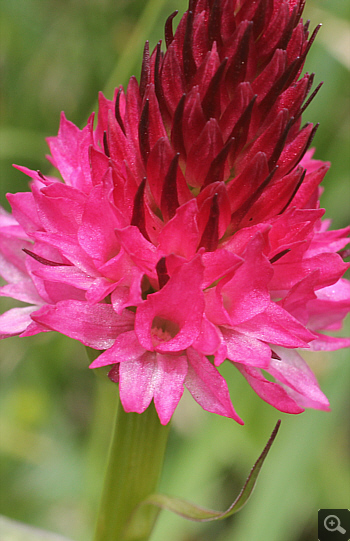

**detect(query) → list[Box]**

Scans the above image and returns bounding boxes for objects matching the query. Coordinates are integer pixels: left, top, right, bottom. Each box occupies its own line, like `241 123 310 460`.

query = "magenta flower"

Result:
1 0 349 425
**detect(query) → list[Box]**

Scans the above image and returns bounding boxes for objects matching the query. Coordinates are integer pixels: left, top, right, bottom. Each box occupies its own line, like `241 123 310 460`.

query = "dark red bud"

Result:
270 249 291 264
225 22 253 92
278 169 306 214
23 249 71 267
202 58 228 120
103 131 110 157
227 95 257 160
139 99 150 165
183 10 197 83
161 153 180 221
108 364 120 383
140 41 151 99
37 170 46 181
203 137 234 188
115 88 126 135
208 0 222 48
156 257 170 289
198 193 220 252
296 81 323 121
271 350 282 360
268 117 294 171
131 177 150 241
165 11 178 49
171 94 187 157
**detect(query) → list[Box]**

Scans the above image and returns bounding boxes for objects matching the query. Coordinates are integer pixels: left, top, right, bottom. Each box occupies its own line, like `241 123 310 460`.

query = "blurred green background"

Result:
0 0 349 540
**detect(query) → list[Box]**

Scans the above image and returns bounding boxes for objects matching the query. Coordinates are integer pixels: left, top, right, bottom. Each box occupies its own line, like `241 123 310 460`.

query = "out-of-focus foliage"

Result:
0 1 349 540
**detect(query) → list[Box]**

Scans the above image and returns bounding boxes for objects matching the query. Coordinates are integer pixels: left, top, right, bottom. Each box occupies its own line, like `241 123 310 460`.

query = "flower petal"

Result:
220 233 273 325
119 352 156 414
159 199 200 260
221 328 272 368
89 330 145 368
235 364 305 414
31 300 134 349
186 348 243 423
0 306 37 338
269 346 330 411
237 303 315 348
154 353 188 425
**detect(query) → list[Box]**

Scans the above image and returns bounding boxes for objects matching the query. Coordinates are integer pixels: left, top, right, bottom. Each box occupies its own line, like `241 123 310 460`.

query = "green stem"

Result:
93 394 170 541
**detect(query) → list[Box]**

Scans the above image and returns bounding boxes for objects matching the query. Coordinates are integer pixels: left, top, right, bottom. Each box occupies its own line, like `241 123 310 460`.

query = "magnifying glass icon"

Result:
324 515 346 534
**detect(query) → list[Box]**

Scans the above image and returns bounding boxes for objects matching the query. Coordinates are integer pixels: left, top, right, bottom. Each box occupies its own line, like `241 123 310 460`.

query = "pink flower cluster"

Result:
1 0 349 424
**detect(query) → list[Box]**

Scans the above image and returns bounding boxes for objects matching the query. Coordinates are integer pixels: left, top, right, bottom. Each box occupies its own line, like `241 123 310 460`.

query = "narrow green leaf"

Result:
0 515 73 541
141 420 281 522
